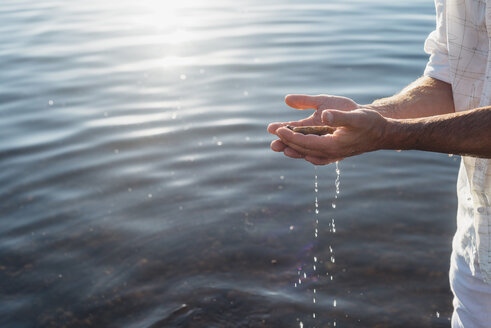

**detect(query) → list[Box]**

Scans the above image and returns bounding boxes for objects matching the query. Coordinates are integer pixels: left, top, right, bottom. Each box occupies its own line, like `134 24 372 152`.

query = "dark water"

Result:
0 0 460 327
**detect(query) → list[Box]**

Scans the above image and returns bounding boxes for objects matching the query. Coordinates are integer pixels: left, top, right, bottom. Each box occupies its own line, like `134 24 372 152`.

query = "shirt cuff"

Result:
424 53 452 84
423 34 452 84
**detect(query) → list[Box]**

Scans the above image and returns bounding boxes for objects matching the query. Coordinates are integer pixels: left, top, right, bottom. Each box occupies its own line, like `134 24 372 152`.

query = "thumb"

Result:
322 110 354 127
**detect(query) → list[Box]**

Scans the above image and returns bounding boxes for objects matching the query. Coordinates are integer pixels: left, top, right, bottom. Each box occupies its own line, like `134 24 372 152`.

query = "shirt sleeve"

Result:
423 0 452 84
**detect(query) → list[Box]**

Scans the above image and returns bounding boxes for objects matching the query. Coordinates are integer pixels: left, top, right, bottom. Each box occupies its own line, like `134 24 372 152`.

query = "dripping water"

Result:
312 165 319 323
328 162 340 326
297 162 341 328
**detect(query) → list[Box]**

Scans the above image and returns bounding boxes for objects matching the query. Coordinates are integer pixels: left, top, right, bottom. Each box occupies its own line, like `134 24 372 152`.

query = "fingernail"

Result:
323 111 333 123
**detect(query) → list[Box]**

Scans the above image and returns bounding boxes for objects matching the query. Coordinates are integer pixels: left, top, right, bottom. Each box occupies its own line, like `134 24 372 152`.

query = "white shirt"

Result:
424 0 491 283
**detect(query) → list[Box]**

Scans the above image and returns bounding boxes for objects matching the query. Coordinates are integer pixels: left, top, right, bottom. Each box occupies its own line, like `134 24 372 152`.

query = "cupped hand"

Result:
271 108 389 165
267 94 359 134
267 94 360 162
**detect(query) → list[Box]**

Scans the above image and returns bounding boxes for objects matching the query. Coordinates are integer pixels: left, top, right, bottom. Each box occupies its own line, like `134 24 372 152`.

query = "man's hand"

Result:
268 94 359 129
267 94 360 162
268 108 389 165
268 79 491 163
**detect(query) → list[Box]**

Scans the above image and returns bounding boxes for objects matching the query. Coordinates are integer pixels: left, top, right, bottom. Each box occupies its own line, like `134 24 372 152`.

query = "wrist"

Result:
380 118 410 151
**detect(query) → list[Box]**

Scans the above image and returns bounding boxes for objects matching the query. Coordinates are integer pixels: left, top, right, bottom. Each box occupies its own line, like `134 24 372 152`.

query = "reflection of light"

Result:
167 29 192 44
162 56 194 68
87 112 170 127
131 0 182 30
128 127 173 138
131 0 204 34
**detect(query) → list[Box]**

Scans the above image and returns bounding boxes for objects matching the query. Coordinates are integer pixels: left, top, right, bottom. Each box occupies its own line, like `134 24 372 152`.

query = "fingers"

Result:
271 139 305 158
285 94 326 110
276 127 332 152
275 127 334 160
267 116 317 135
305 155 329 165
284 147 304 159
268 122 288 134
285 94 359 111
305 155 344 166
271 137 341 165
322 110 357 127
271 133 342 164
270 139 286 152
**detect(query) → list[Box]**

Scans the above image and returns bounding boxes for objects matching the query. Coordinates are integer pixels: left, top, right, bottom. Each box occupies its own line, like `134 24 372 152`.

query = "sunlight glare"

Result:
162 56 194 69
130 0 205 32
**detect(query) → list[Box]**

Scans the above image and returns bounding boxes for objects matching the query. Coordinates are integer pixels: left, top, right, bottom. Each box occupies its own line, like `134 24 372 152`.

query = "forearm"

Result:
364 76 455 119
383 107 491 158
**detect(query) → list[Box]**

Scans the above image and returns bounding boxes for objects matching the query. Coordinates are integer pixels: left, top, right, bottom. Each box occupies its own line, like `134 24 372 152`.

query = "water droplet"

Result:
335 161 341 195
148 194 152 198
180 74 187 80
333 299 337 307
299 322 303 328
332 203 336 209
217 141 223 146
314 257 317 262
199 68 205 74
48 100 54 105
243 90 249 96
436 312 440 318
289 225 294 231
312 313 316 318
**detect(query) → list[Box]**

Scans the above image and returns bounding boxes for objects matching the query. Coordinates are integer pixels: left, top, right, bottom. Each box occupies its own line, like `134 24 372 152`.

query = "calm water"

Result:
0 0 460 327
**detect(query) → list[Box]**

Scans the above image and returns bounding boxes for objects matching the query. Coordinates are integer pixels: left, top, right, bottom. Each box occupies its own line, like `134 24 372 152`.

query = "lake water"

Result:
0 0 460 327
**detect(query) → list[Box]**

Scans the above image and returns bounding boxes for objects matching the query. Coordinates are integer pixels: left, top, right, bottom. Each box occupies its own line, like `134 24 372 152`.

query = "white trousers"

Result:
450 251 491 328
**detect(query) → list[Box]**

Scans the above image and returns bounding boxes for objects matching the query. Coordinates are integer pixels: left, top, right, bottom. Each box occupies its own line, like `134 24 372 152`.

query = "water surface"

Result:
0 1 459 327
